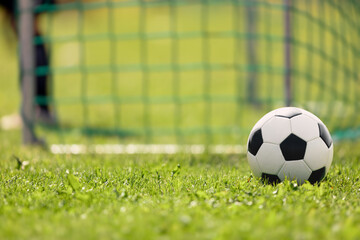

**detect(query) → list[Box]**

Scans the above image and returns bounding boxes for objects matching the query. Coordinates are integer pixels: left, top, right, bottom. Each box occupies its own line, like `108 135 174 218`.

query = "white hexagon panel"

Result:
262 117 291 144
256 143 285 175
301 108 324 124
291 114 319 141
278 160 312 185
251 110 276 132
247 152 262 178
304 137 330 171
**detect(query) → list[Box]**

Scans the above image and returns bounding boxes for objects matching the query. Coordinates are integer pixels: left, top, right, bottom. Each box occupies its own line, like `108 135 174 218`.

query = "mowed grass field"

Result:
1 1 360 239
1 133 360 239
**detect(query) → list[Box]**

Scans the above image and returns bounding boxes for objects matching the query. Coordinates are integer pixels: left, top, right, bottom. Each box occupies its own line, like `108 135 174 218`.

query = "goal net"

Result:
18 0 360 152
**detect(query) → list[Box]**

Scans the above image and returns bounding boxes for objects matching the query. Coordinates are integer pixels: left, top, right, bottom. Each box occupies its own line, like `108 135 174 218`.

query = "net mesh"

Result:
20 0 360 144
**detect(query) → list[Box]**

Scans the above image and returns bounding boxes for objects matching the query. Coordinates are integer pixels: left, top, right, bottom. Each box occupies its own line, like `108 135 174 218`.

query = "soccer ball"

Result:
247 107 333 185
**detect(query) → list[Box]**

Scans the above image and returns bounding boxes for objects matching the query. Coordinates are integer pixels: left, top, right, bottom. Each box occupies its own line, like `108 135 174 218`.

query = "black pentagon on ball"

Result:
261 173 281 185
275 109 302 119
308 167 326 184
248 128 263 155
318 123 332 148
280 134 307 161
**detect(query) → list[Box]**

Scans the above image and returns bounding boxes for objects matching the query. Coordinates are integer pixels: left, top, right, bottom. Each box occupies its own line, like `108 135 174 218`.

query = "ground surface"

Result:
1 132 360 240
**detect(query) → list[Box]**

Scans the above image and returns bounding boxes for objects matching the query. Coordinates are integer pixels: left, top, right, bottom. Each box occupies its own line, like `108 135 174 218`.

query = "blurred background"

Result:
1 0 359 146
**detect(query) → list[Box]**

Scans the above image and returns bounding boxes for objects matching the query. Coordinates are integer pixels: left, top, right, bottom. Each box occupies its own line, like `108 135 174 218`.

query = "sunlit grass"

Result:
0 131 360 239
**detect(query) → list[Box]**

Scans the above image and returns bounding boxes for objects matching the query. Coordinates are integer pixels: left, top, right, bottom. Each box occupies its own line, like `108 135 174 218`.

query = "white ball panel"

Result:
325 144 334 174
247 152 262 178
290 114 319 141
251 111 276 132
304 138 329 171
262 117 291 144
300 108 324 124
247 111 275 149
277 160 312 185
256 143 285 175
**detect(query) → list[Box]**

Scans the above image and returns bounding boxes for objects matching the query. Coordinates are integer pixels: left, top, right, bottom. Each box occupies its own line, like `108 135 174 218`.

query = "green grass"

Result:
1 132 360 239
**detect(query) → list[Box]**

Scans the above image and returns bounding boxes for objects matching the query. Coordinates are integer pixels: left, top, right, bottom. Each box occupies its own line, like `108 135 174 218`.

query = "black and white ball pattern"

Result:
247 107 333 185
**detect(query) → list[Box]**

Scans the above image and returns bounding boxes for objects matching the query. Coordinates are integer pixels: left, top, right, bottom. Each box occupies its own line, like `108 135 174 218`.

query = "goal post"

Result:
18 0 360 149
19 0 38 144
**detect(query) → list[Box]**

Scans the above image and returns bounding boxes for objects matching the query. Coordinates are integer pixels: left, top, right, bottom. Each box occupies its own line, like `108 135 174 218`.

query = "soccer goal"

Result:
19 0 360 153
